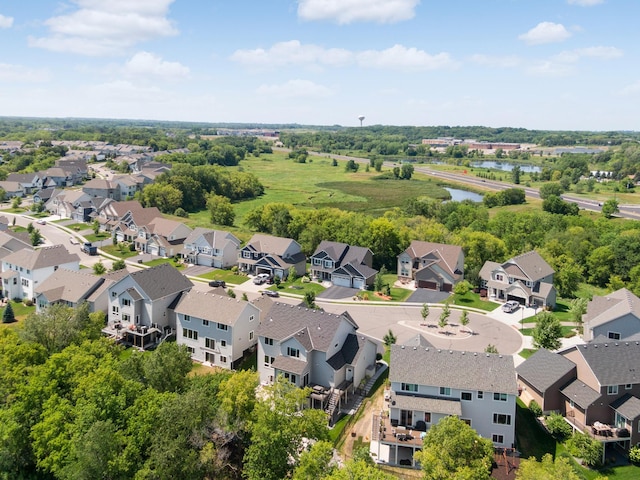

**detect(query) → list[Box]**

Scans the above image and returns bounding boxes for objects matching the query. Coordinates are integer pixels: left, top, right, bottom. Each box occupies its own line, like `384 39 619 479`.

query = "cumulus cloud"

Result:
231 40 352 69
0 63 49 82
519 22 572 45
525 61 574 77
568 0 603 6
0 14 14 28
124 51 189 79
232 41 456 72
255 79 333 98
297 0 419 24
28 0 178 56
552 46 622 63
470 54 521 68
619 81 640 96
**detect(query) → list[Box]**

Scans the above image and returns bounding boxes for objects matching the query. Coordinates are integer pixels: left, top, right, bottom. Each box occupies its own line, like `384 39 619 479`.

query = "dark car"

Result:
208 280 226 288
262 290 279 298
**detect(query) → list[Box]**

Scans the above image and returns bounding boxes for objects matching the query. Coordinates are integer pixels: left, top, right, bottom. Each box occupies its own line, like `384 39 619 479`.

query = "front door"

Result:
346 367 353 382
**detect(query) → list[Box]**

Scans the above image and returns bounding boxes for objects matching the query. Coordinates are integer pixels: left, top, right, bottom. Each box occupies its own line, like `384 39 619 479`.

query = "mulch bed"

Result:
491 449 520 480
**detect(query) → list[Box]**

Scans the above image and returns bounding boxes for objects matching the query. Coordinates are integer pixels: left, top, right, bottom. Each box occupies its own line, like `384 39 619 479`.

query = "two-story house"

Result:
82 178 119 200
582 288 640 342
310 241 377 289
371 335 518 467
6 172 44 194
479 250 556 308
517 340 640 457
102 263 193 349
110 202 162 242
397 241 464 291
174 290 260 369
2 245 80 301
181 228 241 268
257 302 378 421
238 234 306 280
135 217 192 258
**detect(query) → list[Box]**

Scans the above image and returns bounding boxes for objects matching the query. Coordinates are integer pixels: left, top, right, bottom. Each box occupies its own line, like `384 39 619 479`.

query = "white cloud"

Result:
470 54 521 68
230 40 352 69
619 81 640 96
568 0 603 6
255 79 334 98
28 0 178 56
0 14 14 28
297 0 419 24
0 63 49 82
553 46 622 63
124 51 189 79
356 45 457 71
525 61 574 77
519 22 572 45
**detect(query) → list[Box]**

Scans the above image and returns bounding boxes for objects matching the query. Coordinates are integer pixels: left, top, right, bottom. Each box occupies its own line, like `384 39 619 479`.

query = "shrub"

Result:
231 266 238 273
529 400 543 418
174 207 188 218
546 412 572 440
630 445 640 464
23 298 34 307
565 432 602 467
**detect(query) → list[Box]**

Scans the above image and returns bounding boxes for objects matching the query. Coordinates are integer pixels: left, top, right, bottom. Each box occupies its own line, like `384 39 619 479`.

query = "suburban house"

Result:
517 340 640 456
134 217 192 257
238 234 306 280
0 231 33 260
582 288 640 342
0 181 25 198
96 200 160 235
371 335 518 467
34 268 111 313
6 172 43 194
45 190 93 219
397 241 464 291
82 178 119 200
310 241 377 289
174 290 260 369
479 250 556 308
102 263 193 349
33 187 59 205
181 228 241 268
257 302 378 422
1 244 80 301
41 167 74 187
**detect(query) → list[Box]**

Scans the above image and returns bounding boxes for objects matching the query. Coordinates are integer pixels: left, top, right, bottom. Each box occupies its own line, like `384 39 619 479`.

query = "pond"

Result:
471 161 541 173
444 188 484 203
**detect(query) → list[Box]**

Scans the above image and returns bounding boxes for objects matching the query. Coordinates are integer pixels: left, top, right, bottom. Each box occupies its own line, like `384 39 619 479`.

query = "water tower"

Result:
358 115 365 127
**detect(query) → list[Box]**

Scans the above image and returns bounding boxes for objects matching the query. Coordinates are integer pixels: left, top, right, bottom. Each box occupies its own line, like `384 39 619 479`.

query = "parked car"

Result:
36 219 46 225
253 273 270 285
262 290 279 298
208 280 226 288
502 300 520 313
69 237 80 245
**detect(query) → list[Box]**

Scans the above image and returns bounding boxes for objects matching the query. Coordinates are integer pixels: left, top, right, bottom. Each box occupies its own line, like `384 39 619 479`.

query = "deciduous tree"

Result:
532 312 562 350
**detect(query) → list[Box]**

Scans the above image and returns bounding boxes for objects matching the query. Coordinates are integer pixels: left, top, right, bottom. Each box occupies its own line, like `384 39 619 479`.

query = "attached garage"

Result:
417 280 438 290
332 275 352 288
442 283 453 292
352 277 366 290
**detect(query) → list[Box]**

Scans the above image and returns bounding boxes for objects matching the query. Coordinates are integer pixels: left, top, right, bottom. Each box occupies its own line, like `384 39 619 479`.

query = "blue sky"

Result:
0 0 637 130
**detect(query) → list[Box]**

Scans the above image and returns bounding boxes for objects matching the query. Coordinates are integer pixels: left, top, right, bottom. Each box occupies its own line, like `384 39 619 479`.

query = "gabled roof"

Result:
312 241 372 266
243 233 300 257
257 302 358 353
123 263 193 300
503 250 554 281
390 345 518 394
3 244 79 270
174 290 255 325
560 379 601 409
327 333 365 370
83 178 115 189
610 394 640 421
567 341 640 387
184 228 241 250
402 241 463 277
34 268 103 304
516 348 576 393
584 288 640 330
146 217 191 238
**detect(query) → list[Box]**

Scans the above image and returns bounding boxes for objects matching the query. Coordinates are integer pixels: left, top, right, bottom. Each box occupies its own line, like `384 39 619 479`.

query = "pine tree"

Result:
2 301 16 324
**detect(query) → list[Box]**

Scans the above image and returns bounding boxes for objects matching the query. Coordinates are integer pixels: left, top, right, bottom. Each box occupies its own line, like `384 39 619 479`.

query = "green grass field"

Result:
101 244 140 259
450 292 500 311
194 269 248 285
143 258 185 270
0 301 36 329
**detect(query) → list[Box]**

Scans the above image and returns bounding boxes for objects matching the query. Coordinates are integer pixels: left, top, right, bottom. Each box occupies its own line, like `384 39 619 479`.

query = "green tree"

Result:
142 342 193 392
586 245 615 287
383 329 397 348
420 303 430 324
303 290 316 309
243 377 328 480
323 459 395 479
206 193 235 226
517 453 579 480
460 310 469 332
293 440 334 480
111 258 126 271
568 297 588 327
93 261 106 275
2 300 16 324
92 219 100 235
30 228 43 246
11 196 22 209
485 344 498 354
400 163 414 180
415 416 493 480
217 369 259 430
532 312 562 350
140 182 183 213
344 160 359 172
374 265 388 292
512 165 521 184
538 182 564 199
438 303 450 331
601 198 619 219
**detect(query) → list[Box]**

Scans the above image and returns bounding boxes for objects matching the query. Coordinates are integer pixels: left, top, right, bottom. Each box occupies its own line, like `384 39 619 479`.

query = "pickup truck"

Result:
82 242 97 256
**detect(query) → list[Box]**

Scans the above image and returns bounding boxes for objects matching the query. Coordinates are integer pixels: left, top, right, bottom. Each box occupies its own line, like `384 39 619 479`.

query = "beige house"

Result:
238 234 306 280
397 241 464 291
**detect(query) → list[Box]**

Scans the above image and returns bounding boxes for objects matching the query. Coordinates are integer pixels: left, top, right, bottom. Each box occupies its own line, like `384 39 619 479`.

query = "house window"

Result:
221 340 226 347
205 352 215 363
202 320 209 327
494 393 508 402
287 347 300 358
205 338 216 349
495 274 503 281
439 387 451 396
626 384 633 390
187 346 195 354
493 414 511 425
112 306 119 314
243 251 251 258
217 323 228 331
462 419 472 426
569 400 575 409
608 385 618 395
401 383 418 392
122 314 130 322
424 412 431 423
283 372 297 384
220 356 227 363
249 315 255 322
182 328 198 340
608 332 621 340
477 391 484 399
122 299 131 306
461 392 473 401
265 337 274 346
112 291 117 297
21 279 29 286
249 331 254 341
264 355 275 366
492 434 504 444
313 258 322 265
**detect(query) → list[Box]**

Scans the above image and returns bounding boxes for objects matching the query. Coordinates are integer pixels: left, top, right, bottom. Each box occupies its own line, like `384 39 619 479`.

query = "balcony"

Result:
564 415 631 443
372 414 425 448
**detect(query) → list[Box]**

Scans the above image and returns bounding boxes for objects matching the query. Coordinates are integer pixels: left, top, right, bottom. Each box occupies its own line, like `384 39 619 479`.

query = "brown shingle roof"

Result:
3 244 79 270
174 290 255 325
404 241 463 277
34 268 103 303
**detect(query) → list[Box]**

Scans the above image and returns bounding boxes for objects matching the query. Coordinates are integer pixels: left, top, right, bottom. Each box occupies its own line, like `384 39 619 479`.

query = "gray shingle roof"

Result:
34 268 103 303
516 348 576 393
610 394 640 421
571 341 640 386
403 241 463 278
390 345 518 395
127 263 193 300
3 244 79 270
244 233 300 257
560 379 601 409
390 392 462 416
584 288 640 330
272 355 308 375
506 250 554 280
174 290 254 325
327 333 361 370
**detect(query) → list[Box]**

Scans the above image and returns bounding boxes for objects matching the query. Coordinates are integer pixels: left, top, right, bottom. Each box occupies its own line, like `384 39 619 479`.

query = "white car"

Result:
253 273 270 285
69 237 80 245
502 300 520 313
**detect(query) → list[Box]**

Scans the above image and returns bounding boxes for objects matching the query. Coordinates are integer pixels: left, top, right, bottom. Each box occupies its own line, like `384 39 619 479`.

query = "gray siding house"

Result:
310 241 377 289
238 234 306 280
582 288 640 342
181 228 241 268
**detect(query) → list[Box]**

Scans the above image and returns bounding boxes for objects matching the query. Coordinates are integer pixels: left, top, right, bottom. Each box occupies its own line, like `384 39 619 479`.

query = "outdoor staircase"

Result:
324 389 341 418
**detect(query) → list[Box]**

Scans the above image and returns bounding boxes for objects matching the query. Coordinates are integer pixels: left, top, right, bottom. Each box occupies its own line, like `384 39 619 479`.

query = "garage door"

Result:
507 295 525 304
332 275 351 287
353 278 365 289
443 283 453 292
418 280 438 290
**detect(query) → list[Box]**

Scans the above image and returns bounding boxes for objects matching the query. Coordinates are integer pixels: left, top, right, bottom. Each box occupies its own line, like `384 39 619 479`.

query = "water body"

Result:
444 188 484 202
471 161 541 173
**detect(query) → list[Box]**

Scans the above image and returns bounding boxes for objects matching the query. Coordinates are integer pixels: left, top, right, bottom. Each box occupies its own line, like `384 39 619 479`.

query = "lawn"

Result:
273 276 326 296
450 291 500 311
236 349 257 371
0 301 36 328
61 222 90 231
84 232 112 242
520 326 576 337
101 244 140 259
519 348 537 359
194 269 248 285
142 258 185 270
